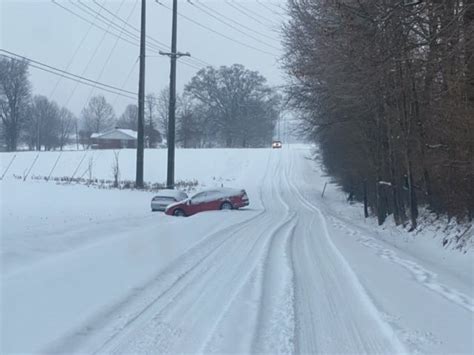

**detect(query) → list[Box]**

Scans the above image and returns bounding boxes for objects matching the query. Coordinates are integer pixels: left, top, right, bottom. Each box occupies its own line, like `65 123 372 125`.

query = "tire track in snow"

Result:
197 150 298 354
110 215 275 353
330 219 474 313
105 150 294 354
251 220 297 354
285 148 407 354
97 153 279 353
250 153 297 354
200 214 297 354
46 206 267 354
45 152 276 354
89 150 296 353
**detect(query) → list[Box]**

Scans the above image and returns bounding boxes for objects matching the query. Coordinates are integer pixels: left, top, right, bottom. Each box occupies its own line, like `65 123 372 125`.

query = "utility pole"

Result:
160 0 190 189
136 0 146 188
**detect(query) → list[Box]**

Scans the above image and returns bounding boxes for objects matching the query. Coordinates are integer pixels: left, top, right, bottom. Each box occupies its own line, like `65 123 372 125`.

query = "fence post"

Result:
23 154 39 181
363 179 369 218
47 152 62 181
321 181 328 198
1 154 16 180
70 152 87 182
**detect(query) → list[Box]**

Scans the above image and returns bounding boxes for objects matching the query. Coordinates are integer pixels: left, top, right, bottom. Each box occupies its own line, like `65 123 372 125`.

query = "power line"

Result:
49 1 103 99
0 50 137 99
112 58 139 107
255 0 286 18
71 0 142 45
73 0 205 69
91 0 211 68
155 0 278 57
54 0 203 70
58 0 129 107
80 0 139 108
93 0 169 47
190 1 280 50
225 0 279 29
196 0 280 43
51 0 141 50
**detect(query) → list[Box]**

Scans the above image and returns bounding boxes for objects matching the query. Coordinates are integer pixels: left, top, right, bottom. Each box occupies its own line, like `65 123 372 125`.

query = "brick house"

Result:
90 128 137 149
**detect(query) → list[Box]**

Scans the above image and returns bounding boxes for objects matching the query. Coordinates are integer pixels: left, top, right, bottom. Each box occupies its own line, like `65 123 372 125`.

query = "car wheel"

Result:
173 208 186 217
220 201 233 210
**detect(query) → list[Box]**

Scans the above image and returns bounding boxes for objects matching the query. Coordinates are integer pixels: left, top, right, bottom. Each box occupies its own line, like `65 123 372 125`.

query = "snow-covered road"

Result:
1 146 472 354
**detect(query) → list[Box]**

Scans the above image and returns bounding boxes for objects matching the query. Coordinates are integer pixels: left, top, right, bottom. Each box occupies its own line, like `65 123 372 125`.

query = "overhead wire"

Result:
112 58 139 107
255 0 286 18
190 0 280 50
0 50 137 100
51 0 141 50
92 0 206 66
79 0 139 108
52 0 203 71
90 0 211 68
71 0 144 45
49 1 102 99
195 0 280 43
73 0 206 69
225 0 279 29
59 0 129 107
155 0 278 57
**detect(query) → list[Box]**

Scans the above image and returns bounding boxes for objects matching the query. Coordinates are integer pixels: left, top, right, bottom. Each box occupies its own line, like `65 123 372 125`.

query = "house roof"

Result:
91 128 138 140
116 129 138 139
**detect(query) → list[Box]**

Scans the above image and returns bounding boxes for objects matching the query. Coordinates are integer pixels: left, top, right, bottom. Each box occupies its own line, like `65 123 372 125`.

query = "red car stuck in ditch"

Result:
165 188 249 217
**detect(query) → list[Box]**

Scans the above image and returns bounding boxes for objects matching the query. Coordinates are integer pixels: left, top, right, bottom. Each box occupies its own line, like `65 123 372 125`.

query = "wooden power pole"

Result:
136 0 146 188
160 0 190 189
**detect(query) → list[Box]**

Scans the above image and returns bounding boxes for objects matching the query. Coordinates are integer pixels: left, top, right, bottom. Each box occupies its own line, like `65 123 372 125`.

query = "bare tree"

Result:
145 93 161 147
81 95 116 134
57 107 76 150
24 95 61 151
117 104 138 130
282 0 474 224
0 58 31 151
156 87 170 135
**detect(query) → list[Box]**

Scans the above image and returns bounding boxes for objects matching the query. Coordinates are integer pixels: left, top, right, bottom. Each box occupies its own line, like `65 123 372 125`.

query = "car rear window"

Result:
156 196 176 202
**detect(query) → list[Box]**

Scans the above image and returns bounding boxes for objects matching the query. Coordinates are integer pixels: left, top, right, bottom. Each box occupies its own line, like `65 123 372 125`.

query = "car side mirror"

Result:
187 200 192 205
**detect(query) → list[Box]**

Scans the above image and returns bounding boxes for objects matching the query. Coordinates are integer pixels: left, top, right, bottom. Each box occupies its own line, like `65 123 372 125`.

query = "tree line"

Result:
1 58 280 151
283 0 473 225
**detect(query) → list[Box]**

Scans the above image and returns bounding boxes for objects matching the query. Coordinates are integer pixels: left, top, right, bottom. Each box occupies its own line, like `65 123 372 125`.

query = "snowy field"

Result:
1 146 473 354
0 148 255 184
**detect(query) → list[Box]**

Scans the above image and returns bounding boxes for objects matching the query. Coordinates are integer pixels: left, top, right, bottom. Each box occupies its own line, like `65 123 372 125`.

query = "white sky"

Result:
1 0 288 117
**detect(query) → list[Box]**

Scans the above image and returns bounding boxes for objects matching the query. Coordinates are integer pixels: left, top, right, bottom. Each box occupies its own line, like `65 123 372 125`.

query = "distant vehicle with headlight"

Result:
272 140 282 148
151 190 188 212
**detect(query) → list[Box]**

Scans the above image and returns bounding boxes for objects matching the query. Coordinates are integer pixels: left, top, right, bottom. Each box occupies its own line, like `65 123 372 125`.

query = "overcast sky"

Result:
1 0 288 117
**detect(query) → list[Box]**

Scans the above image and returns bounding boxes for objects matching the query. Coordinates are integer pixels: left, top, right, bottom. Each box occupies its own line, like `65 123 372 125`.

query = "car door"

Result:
188 192 208 214
201 190 221 211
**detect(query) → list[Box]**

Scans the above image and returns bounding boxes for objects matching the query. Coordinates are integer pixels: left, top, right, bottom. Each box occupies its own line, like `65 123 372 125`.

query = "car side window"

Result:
191 192 207 204
203 190 219 202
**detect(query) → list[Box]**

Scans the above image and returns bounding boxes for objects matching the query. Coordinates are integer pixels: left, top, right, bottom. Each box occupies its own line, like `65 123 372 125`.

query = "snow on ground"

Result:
1 146 473 354
0 149 267 274
0 148 254 185
290 146 473 354
1 148 267 353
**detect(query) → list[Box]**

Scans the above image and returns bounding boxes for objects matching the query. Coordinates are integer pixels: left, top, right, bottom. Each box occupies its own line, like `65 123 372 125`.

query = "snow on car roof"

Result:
154 190 188 198
191 187 243 197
